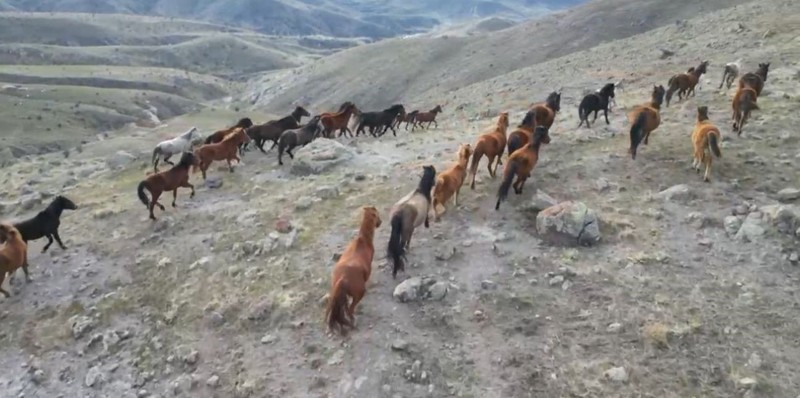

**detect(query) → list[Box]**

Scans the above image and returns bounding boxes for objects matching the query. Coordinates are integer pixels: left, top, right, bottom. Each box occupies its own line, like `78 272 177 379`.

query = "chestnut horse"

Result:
204 118 254 145
320 102 359 138
0 224 29 297
732 86 759 136
495 126 551 210
738 62 770 97
628 85 666 160
387 165 436 278
691 106 722 182
432 144 473 221
665 61 708 106
411 105 443 131
193 128 250 180
137 152 196 220
325 207 382 335
469 112 510 190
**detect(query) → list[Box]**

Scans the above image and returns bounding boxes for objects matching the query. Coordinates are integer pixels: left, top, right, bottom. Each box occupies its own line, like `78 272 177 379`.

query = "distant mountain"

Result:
0 0 586 38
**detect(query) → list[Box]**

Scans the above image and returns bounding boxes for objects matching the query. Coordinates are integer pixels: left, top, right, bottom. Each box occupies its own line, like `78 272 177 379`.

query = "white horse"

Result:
719 59 741 90
151 127 199 172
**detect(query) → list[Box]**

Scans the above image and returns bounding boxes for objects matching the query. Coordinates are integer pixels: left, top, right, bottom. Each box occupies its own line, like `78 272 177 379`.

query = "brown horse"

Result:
0 224 29 297
193 128 250 180
320 102 359 138
204 118 254 145
245 106 310 153
495 126 551 210
411 105 443 131
431 144 473 221
691 106 722 182
628 85 666 159
468 112 510 190
738 62 770 97
394 110 418 131
665 61 708 106
732 86 759 136
325 207 382 335
137 152 196 220
511 91 560 155
387 165 436 278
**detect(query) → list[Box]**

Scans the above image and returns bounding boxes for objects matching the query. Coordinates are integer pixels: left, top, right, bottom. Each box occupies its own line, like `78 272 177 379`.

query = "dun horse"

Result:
246 106 310 153
495 126 551 210
320 102 359 138
4 196 77 254
278 116 322 165
325 207 382 335
578 83 616 128
732 86 759 136
738 62 770 97
151 127 200 172
719 59 741 90
387 165 436 279
431 144 473 221
411 105 443 131
193 128 250 180
468 112 510 190
629 85 666 160
691 106 722 182
137 152 196 220
204 118 254 145
0 224 29 297
665 61 708 106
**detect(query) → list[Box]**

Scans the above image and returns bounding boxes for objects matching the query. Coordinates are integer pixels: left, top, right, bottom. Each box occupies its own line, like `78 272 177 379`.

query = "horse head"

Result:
697 106 710 122
652 85 666 105
54 195 78 211
758 62 770 80
432 105 443 113
697 61 709 75
295 106 311 118
236 118 254 129
533 126 551 145
362 206 382 229
546 92 561 113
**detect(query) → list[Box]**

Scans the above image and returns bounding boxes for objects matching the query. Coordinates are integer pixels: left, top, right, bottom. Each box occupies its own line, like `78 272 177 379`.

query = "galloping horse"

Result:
394 110 418 131
245 106 310 153
137 152 196 221
691 106 722 182
320 102 359 138
665 61 708 106
469 112 510 189
151 127 200 172
387 165 436 279
732 85 759 136
355 104 406 137
193 128 250 179
507 91 560 157
0 224 29 297
738 62 770 97
325 207 382 335
578 83 616 128
432 144 472 221
204 118 254 145
278 116 322 165
411 105 443 131
628 85 666 159
496 126 551 210
719 59 741 90
4 196 77 254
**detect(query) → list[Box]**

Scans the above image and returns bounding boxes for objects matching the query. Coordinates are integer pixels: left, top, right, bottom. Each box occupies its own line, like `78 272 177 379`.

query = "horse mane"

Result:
518 111 534 128
180 127 197 139
220 128 243 142
599 83 615 97
176 152 195 169
545 92 560 111
696 106 710 122
233 118 253 129
530 126 549 147
45 196 72 215
415 166 436 203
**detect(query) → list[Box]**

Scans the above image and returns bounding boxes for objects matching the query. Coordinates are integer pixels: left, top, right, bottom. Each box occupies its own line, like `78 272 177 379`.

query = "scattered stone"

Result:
327 349 345 366
595 178 611 192
85 366 104 388
434 245 456 261
736 213 766 242
157 257 172 268
315 186 339 199
480 280 497 290
724 216 743 237
291 138 355 175
428 282 449 301
246 298 273 322
603 366 628 383
274 218 293 233
206 375 220 388
189 256 211 271
393 277 447 302
747 352 762 370
656 184 692 202
777 188 800 203
523 190 558 213
738 377 757 389
536 201 601 246
391 339 409 352
789 252 799 263
561 280 573 291
548 275 564 286
295 196 314 211
31 369 46 385
205 176 223 189
183 350 199 365
69 315 95 340
205 311 224 328
106 150 137 169
260 334 277 345
607 323 623 333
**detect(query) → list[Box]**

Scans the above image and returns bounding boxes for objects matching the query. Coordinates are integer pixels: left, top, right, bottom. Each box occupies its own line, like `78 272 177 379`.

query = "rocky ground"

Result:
1 0 800 397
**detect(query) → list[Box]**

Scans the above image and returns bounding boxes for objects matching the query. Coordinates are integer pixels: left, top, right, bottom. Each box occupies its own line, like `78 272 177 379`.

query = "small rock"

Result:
189 256 211 271
561 280 572 290
738 377 757 388
206 375 220 388
747 352 762 370
274 218 293 233
548 275 564 287
183 350 199 365
789 252 799 263
736 213 766 242
724 216 743 236
434 245 456 261
315 186 339 199
290 138 355 176
777 188 800 203
524 191 558 213
536 201 601 246
480 280 497 290
205 312 224 327
260 334 277 345
205 177 223 189
656 184 692 202
327 349 345 366
603 366 628 383
157 257 172 268
85 366 104 388
31 369 46 385
391 339 409 352
295 196 314 211
428 282 448 301
607 323 622 333
595 178 611 192
69 315 95 340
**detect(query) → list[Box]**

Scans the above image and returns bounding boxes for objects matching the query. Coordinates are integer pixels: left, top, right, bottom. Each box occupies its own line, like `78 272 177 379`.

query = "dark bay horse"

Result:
245 106 310 153
578 83 615 128
738 62 770 97
137 152 196 220
278 116 322 165
355 105 406 137
204 118 254 145
665 61 708 106
496 126 551 210
508 91 560 157
411 105 443 131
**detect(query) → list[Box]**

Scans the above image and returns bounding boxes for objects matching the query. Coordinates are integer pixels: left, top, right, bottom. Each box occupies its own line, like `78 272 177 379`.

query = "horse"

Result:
508 91 560 157
691 106 722 182
320 102 359 138
665 61 709 106
246 106 310 153
719 59 741 90
193 128 250 180
732 86 759 136
325 206 382 335
204 118 254 146
432 144 472 221
469 112 510 190
387 165 436 279
411 105 443 131
394 110 418 131
0 224 29 297
137 152 196 221
578 83 616 128
738 62 770 97
2 196 77 254
278 116 322 165
151 127 200 172
318 102 355 138
355 105 406 137
495 126 551 210
628 85 666 160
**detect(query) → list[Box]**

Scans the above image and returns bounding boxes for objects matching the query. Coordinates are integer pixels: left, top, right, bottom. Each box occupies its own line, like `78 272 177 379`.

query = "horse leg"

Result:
0 272 9 297
703 153 712 182
592 110 599 123
227 159 234 173
42 234 54 253
172 189 179 207
22 256 31 283
604 108 610 125
163 154 174 166
182 181 195 198
53 231 67 250
486 155 496 178
287 147 295 159
348 289 365 328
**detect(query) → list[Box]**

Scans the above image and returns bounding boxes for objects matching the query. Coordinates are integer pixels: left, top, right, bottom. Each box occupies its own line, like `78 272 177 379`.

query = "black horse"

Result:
577 83 615 128
2 196 78 253
278 115 322 165
355 105 406 137
244 106 310 153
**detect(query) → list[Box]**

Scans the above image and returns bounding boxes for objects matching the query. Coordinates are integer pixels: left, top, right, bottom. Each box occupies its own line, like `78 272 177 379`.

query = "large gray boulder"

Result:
106 150 137 169
536 201 601 246
290 138 355 176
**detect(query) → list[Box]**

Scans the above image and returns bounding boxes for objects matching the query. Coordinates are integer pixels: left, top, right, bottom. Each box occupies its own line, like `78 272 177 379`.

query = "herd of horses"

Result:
0 59 772 339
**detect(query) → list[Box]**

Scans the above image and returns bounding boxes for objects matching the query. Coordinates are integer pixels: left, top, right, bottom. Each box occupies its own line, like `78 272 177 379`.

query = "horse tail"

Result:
577 101 587 125
629 111 648 160
151 146 159 167
495 160 516 210
326 277 351 333
507 133 523 157
708 131 721 158
387 212 406 279
668 75 676 87
137 181 150 207
468 143 483 184
665 85 675 106
719 68 728 89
